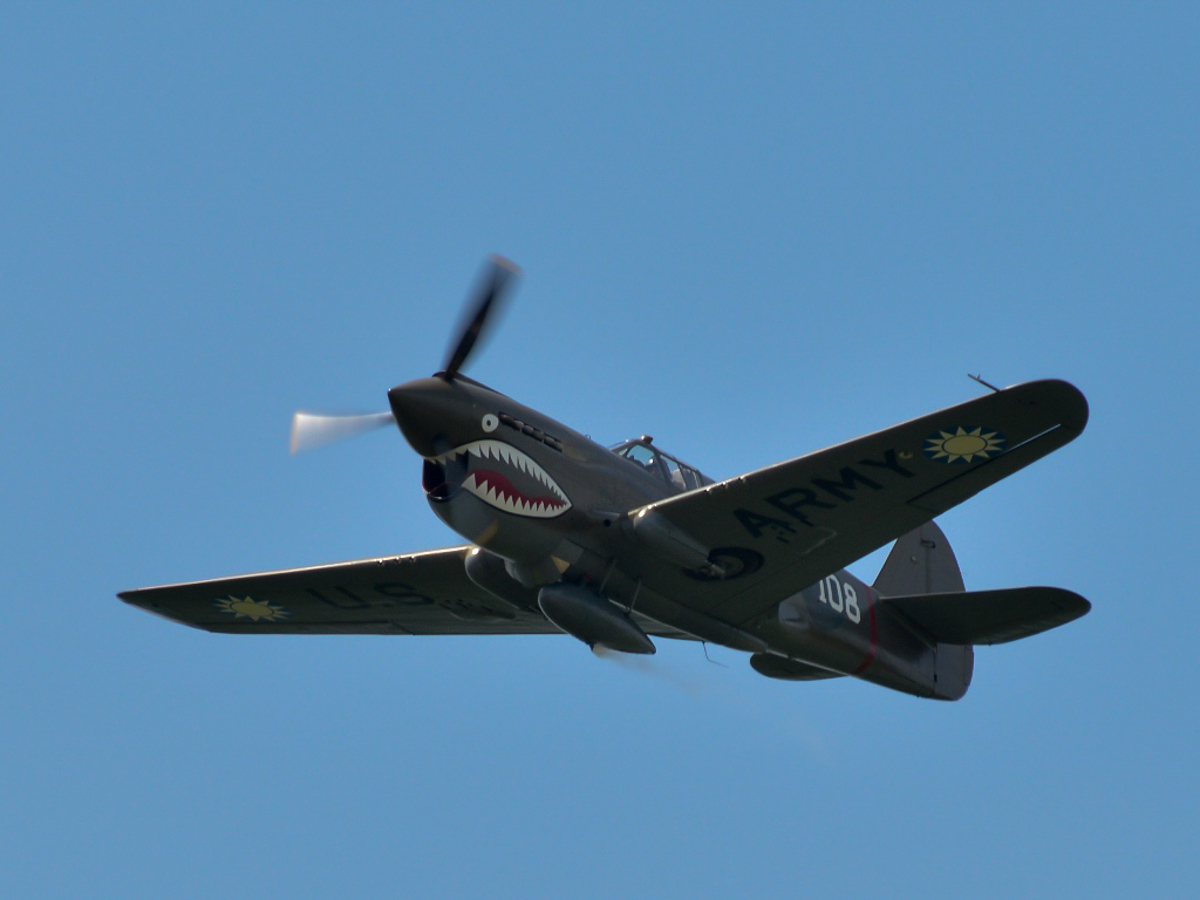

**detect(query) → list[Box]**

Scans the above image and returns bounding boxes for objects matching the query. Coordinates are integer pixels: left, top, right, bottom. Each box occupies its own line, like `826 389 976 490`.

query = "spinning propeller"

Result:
289 255 520 454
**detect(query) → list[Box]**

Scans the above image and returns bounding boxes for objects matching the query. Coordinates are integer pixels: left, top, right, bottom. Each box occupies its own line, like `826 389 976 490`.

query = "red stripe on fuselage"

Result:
851 586 878 675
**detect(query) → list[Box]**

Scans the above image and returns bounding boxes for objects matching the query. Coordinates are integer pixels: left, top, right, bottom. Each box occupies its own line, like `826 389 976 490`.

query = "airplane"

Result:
119 256 1091 701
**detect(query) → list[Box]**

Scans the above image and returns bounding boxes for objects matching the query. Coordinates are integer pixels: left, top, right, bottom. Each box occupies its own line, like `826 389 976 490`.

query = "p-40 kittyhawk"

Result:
120 257 1090 700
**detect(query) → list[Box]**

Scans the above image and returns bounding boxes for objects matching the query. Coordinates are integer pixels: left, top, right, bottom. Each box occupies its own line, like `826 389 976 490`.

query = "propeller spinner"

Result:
289 255 520 455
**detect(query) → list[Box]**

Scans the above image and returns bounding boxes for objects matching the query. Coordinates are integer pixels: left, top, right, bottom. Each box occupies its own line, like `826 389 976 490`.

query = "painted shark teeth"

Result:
427 439 571 519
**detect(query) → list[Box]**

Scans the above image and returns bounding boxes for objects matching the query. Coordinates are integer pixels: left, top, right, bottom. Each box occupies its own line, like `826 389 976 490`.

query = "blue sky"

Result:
3 5 1197 897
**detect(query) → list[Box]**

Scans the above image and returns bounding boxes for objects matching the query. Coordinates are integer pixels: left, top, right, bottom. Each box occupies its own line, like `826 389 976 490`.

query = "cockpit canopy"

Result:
610 437 713 493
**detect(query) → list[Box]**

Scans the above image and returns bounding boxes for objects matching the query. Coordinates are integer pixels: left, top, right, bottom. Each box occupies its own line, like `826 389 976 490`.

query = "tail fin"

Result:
876 519 1091 645
874 519 964 596
875 520 973 700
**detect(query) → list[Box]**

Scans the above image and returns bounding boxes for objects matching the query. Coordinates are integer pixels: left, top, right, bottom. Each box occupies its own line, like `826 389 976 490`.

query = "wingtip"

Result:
1007 379 1089 436
1043 379 1090 435
117 588 148 607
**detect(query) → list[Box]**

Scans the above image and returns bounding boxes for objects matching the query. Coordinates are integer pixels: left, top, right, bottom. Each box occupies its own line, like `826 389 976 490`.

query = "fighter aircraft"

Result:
120 256 1091 700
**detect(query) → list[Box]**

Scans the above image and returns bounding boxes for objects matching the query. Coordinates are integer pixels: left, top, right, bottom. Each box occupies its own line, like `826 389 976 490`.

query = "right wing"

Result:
119 546 560 635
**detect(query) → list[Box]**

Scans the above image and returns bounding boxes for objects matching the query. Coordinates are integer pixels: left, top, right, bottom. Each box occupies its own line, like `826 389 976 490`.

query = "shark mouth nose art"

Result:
423 439 571 518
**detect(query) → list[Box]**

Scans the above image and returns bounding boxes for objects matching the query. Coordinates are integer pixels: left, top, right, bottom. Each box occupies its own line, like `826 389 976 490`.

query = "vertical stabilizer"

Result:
874 519 965 596
875 519 973 700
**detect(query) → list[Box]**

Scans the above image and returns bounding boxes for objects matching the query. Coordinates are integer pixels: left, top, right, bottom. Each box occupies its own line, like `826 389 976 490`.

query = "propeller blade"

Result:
441 254 521 377
289 411 395 455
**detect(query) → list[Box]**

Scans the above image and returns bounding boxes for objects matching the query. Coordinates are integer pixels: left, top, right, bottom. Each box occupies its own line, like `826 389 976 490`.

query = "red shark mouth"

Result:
423 439 571 519
464 468 569 517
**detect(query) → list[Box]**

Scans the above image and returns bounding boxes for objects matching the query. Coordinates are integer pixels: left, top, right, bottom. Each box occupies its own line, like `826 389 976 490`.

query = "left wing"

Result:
120 546 559 635
625 379 1088 627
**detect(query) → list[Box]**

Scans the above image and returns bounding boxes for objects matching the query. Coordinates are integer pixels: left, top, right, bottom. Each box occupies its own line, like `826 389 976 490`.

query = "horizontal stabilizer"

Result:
883 587 1090 645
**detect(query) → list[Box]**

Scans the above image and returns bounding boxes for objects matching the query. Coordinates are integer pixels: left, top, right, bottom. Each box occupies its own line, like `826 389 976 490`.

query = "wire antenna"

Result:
702 642 729 668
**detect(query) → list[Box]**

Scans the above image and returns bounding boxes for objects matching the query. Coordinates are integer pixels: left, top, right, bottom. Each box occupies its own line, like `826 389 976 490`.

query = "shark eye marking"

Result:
429 439 571 518
481 414 499 433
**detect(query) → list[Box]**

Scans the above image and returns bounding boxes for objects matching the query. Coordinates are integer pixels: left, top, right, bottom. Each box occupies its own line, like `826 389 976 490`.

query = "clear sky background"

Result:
3 5 1197 898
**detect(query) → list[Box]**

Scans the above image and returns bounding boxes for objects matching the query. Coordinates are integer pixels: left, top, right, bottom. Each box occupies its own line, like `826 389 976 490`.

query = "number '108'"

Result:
817 575 862 624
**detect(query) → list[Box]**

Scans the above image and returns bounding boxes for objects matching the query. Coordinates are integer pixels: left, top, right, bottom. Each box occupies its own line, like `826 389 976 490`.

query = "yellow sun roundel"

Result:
214 595 290 622
924 426 1006 464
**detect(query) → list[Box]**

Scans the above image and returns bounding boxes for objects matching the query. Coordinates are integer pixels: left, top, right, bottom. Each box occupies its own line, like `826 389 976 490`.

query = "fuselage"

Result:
386 373 969 699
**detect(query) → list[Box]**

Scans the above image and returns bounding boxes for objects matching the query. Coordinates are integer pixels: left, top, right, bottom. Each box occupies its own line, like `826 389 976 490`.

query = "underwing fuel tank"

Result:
538 583 656 655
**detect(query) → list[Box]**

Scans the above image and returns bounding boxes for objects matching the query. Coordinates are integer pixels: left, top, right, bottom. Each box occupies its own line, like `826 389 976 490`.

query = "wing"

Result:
627 379 1088 627
119 546 561 635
